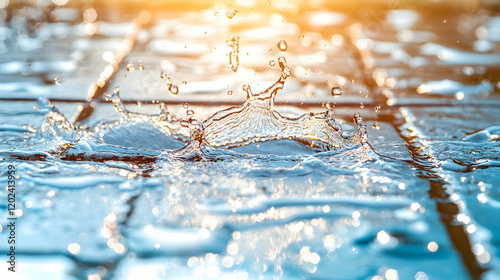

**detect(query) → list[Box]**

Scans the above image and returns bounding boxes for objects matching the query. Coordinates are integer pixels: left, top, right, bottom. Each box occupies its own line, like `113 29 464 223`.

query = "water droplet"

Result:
277 40 288 52
183 103 189 109
360 103 364 109
226 35 240 73
269 60 275 67
186 109 194 117
126 63 135 71
299 35 304 39
169 84 178 95
267 0 270 5
374 105 381 113
214 11 218 16
331 87 342 97
278 56 291 79
182 81 187 85
226 9 238 19
137 64 144 71
159 102 166 111
242 84 253 99
164 74 177 94
104 86 127 114
54 77 60 85
227 90 233 95
373 122 380 130
122 74 126 78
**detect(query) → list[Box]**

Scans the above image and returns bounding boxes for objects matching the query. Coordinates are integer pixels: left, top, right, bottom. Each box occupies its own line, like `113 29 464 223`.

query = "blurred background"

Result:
1 0 500 280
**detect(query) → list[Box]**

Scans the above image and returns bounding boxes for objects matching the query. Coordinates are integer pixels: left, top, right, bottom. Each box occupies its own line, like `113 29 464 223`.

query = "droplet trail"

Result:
226 35 240 73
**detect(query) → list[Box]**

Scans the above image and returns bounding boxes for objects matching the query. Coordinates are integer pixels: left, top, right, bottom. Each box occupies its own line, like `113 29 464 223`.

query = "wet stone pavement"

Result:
0 1 500 280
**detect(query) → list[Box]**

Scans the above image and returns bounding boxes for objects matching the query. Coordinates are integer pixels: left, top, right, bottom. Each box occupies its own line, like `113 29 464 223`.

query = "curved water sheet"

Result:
159 56 369 161
202 57 368 152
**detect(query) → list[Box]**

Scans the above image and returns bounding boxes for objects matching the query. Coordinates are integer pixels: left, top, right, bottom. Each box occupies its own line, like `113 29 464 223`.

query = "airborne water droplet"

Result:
269 60 276 67
374 105 381 113
183 103 189 109
54 77 60 85
169 84 179 95
242 84 253 99
226 9 238 19
227 90 233 95
137 64 144 71
164 74 177 94
360 103 364 109
226 35 240 73
126 63 135 71
331 87 342 97
186 109 194 117
277 40 288 52
373 122 380 130
278 56 291 79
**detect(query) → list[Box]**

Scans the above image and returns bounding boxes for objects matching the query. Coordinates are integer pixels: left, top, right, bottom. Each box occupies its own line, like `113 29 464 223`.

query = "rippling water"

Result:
1 1 500 280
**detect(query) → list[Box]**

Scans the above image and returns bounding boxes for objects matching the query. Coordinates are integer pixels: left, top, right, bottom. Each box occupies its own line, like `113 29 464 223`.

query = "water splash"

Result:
36 96 80 154
103 86 189 142
29 56 368 161
201 56 367 151
159 118 206 161
226 35 240 73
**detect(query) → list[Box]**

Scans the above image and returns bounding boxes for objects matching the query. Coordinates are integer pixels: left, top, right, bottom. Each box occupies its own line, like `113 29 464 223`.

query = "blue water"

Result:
1 2 500 280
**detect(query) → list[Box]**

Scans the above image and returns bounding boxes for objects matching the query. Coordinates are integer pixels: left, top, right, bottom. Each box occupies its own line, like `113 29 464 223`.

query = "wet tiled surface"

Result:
0 1 499 280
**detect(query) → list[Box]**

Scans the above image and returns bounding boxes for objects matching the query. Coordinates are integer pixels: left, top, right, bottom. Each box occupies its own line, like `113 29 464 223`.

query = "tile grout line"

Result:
347 22 487 279
70 10 152 124
2 98 500 108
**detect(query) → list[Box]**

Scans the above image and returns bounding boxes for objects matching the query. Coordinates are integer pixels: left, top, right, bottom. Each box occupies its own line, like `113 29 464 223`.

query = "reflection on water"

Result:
0 0 499 280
